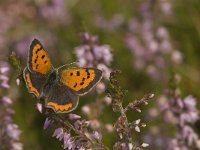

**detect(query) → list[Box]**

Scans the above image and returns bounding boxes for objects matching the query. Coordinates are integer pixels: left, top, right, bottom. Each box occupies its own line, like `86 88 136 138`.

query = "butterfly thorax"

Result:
43 70 58 94
48 70 57 84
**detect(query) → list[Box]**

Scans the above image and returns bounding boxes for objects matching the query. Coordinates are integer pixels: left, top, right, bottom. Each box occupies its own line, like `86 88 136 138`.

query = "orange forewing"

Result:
29 39 52 74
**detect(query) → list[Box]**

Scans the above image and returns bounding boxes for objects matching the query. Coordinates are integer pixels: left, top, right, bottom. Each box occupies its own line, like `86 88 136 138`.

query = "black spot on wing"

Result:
80 82 84 85
35 47 42 54
70 72 73 76
41 55 45 59
85 69 91 79
77 71 80 76
44 60 47 64
73 83 77 88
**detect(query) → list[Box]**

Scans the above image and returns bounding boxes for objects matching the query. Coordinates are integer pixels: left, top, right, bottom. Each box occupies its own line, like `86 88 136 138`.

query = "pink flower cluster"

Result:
125 0 182 80
0 63 23 150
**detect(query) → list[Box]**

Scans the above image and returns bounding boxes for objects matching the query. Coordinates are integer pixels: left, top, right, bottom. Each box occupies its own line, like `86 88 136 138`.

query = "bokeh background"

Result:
1 0 200 150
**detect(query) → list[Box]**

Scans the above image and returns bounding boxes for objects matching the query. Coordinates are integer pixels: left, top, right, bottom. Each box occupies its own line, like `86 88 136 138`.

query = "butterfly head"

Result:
48 70 58 84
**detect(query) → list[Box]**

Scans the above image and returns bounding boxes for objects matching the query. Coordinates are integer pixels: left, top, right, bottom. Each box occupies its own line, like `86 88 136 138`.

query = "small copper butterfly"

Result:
23 39 102 113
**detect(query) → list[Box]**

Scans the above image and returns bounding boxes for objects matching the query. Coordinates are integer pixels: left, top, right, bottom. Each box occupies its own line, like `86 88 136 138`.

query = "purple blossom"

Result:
68 114 81 120
0 63 23 150
63 133 73 149
0 66 9 73
52 128 64 141
39 0 70 25
0 74 10 88
157 87 200 149
43 118 52 130
159 0 172 15
125 0 182 80
48 115 108 149
6 124 21 140
1 96 12 105
63 135 75 150
75 32 113 81
94 14 124 31
91 131 102 140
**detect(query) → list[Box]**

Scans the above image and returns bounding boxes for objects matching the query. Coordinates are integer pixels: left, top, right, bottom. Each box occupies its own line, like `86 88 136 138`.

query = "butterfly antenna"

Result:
58 61 80 69
68 61 79 66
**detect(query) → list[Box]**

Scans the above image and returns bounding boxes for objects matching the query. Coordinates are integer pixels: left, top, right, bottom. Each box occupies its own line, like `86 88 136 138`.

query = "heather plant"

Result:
0 62 23 150
107 70 154 150
145 75 200 150
125 0 182 81
8 32 154 150
162 76 200 150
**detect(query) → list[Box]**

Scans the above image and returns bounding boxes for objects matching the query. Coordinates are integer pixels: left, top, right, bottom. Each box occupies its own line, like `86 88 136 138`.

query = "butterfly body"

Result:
43 69 58 90
23 39 102 113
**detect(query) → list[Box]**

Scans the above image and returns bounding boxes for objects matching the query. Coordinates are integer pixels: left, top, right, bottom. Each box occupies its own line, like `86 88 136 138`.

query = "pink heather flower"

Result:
90 120 101 130
159 90 200 149
105 124 114 133
184 96 197 111
94 14 124 31
63 133 75 149
103 96 112 106
43 118 52 130
97 63 111 80
0 67 10 88
125 0 182 80
1 81 10 88
74 120 90 131
171 50 183 64
95 82 106 94
6 124 21 140
68 114 81 120
91 131 102 140
12 142 23 150
64 138 75 150
15 36 30 59
81 105 91 115
0 62 23 149
0 75 9 81
39 0 70 25
74 120 82 130
160 0 172 15
75 32 113 81
0 66 9 73
1 96 12 105
52 128 64 141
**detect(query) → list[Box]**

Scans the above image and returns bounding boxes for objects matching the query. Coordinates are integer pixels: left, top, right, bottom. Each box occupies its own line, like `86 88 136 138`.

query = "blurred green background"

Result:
1 0 200 149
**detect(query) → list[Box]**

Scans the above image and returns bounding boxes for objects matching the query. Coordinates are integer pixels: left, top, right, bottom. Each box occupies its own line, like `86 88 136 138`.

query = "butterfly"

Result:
23 39 102 113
